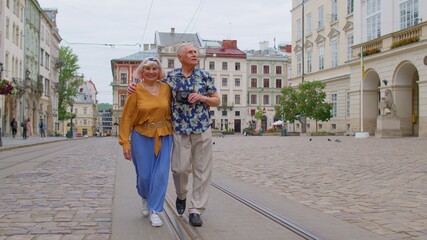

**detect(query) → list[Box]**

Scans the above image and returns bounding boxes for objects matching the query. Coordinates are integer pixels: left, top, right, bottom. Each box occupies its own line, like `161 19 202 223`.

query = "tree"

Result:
57 46 84 122
276 81 332 132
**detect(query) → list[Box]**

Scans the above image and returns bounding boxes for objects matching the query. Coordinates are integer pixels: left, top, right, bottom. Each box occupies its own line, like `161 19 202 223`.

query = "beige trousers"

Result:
172 128 213 215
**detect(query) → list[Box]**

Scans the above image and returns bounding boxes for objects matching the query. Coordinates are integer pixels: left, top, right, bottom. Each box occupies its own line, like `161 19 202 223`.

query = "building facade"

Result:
1 0 61 138
111 29 292 134
72 80 97 137
291 0 427 136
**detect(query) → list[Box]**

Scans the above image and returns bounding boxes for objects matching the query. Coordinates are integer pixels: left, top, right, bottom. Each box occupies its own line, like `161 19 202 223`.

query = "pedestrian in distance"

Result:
10 117 18 138
21 118 27 139
26 117 31 138
118 57 172 227
128 42 220 227
39 118 46 139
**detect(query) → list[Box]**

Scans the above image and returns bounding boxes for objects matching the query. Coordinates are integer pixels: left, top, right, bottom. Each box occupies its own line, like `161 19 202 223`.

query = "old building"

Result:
291 0 427 136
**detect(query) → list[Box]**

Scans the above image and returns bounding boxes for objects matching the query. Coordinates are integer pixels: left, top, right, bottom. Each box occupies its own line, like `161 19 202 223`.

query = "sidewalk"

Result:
0 135 70 152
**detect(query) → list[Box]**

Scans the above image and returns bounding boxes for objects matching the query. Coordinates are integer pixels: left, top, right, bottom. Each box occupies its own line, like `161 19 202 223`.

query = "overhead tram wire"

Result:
62 39 141 48
140 0 155 50
177 0 204 43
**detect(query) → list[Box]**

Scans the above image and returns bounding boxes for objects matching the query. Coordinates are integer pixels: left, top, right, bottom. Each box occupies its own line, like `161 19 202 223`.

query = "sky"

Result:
37 0 293 104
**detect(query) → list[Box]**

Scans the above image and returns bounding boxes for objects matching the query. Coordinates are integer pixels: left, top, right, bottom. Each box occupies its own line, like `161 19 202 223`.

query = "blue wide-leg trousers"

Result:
131 130 172 213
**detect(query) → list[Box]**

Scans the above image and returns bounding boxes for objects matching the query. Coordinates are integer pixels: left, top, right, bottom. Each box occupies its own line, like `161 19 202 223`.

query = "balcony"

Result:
353 21 426 58
217 102 234 110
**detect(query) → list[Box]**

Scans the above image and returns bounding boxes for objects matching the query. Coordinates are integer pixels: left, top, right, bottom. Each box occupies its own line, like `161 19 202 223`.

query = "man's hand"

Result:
123 149 132 161
127 83 137 95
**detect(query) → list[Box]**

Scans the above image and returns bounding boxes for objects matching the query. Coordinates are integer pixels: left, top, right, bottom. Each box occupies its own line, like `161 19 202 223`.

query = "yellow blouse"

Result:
118 82 172 155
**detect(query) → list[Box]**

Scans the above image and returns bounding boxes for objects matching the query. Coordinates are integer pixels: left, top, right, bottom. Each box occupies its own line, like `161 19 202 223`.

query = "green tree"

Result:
277 81 332 132
57 46 84 121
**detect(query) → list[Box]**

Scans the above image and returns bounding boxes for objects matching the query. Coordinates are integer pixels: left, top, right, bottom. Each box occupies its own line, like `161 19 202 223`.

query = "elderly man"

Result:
128 43 220 226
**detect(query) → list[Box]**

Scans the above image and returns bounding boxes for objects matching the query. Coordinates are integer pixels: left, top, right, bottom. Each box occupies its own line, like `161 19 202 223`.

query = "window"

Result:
275 66 282 74
332 124 336 130
296 18 302 40
306 49 312 73
332 93 337 117
347 34 354 61
120 95 126 107
263 65 270 74
120 73 127 84
263 78 269 88
45 52 50 69
44 78 50 97
222 111 227 116
6 18 9 39
235 111 240 116
400 0 419 29
40 49 44 66
84 108 88 115
331 0 338 23
346 92 350 117
318 124 323 130
235 62 240 71
209 61 215 70
250 109 256 116
367 0 381 40
347 0 354 15
318 46 324 70
168 59 174 68
251 78 257 88
83 120 87 125
222 94 228 105
222 78 228 87
251 65 257 74
250 95 257 104
235 94 241 105
331 40 338 67
276 95 281 104
276 79 282 88
305 12 312 35
297 53 302 76
307 124 311 129
318 5 324 29
209 110 215 117
263 95 269 105
234 78 241 87
222 62 228 70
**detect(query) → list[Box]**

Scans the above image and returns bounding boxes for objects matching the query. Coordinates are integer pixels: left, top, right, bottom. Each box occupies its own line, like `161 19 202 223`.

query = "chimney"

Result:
143 44 149 51
171 28 175 34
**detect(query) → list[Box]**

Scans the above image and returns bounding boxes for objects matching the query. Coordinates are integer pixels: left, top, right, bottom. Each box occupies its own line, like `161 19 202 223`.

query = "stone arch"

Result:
392 61 419 136
362 69 380 134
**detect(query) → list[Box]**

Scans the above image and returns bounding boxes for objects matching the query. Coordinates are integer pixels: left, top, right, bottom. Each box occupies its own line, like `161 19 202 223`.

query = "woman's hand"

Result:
123 149 132 161
127 83 137 95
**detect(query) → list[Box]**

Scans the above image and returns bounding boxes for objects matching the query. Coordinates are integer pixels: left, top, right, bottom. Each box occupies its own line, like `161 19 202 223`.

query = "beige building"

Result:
291 0 427 137
71 80 98 137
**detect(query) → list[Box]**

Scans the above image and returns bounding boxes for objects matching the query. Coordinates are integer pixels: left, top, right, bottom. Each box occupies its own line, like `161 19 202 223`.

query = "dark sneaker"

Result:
176 197 186 215
189 213 203 227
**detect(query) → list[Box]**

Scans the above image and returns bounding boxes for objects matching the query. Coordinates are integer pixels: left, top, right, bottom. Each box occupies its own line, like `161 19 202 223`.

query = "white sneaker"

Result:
150 212 163 227
140 198 149 218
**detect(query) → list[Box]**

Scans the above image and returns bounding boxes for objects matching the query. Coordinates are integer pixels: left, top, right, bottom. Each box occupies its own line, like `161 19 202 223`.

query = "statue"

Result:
378 89 397 116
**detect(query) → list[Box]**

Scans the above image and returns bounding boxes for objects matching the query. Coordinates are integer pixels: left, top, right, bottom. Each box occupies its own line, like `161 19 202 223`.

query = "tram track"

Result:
212 181 324 240
162 180 322 240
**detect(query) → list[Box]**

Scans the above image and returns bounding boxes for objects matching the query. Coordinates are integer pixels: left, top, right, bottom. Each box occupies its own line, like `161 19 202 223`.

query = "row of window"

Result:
5 18 24 48
5 0 25 22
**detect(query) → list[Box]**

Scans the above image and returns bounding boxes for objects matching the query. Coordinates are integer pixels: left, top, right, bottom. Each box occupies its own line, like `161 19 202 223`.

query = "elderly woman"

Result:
118 57 172 227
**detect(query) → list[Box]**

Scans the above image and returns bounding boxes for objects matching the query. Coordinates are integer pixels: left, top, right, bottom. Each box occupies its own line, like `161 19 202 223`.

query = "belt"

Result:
139 121 171 130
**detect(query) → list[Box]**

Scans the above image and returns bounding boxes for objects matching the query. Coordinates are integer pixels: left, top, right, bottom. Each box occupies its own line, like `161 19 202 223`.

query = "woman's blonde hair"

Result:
134 57 165 81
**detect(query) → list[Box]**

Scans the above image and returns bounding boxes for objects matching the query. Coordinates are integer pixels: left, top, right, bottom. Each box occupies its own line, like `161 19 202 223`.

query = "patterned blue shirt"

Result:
164 67 217 135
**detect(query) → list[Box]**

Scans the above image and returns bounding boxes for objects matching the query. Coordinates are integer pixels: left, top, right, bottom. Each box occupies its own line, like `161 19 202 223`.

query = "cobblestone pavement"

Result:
0 138 118 240
212 135 427 240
